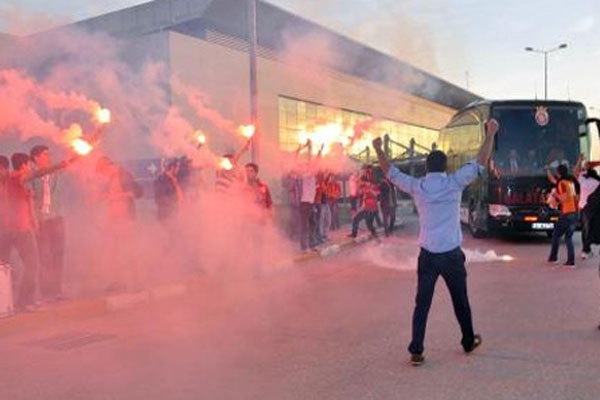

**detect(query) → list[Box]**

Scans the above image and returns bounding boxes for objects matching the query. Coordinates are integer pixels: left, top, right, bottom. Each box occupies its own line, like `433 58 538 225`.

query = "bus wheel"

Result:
469 204 486 238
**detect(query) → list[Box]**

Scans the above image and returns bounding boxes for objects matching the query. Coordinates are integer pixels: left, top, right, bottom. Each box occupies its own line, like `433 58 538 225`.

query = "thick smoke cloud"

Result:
0 2 444 300
0 24 299 299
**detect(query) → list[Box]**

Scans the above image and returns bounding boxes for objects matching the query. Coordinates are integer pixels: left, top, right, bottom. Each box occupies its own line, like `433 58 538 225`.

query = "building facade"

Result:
28 0 481 201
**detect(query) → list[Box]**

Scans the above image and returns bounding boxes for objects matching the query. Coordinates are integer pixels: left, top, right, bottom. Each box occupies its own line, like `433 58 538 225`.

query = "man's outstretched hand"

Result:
485 118 499 137
478 118 499 166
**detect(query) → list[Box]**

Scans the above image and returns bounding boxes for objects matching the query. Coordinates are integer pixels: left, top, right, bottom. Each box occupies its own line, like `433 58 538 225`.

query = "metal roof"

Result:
37 0 482 109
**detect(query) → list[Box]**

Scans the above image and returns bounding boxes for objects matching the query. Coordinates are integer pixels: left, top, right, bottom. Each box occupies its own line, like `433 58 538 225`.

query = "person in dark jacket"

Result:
95 157 143 222
377 168 398 236
154 158 183 223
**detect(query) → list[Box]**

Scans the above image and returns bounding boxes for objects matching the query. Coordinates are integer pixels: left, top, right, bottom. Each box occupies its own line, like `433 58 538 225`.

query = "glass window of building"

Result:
278 96 440 158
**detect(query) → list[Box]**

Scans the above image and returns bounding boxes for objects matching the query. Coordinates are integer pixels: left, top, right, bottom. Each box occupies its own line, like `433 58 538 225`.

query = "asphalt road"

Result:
2 219 600 400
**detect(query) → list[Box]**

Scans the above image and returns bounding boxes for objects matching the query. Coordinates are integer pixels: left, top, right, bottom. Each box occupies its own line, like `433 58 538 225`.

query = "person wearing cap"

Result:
372 118 499 366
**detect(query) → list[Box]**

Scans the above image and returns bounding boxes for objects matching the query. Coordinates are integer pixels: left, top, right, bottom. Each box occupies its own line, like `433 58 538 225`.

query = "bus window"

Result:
491 105 583 177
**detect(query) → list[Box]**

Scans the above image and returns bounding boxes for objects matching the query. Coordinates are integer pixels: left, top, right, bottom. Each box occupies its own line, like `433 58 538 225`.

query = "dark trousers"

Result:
375 211 383 228
408 247 475 355
381 205 397 235
351 210 377 237
330 202 340 230
288 204 301 240
549 213 577 264
37 217 66 299
581 210 592 253
4 231 39 308
300 202 316 250
0 232 9 264
349 196 359 218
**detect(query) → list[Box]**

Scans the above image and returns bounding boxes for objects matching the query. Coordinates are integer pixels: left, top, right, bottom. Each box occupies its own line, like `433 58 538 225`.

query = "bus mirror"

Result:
586 118 600 138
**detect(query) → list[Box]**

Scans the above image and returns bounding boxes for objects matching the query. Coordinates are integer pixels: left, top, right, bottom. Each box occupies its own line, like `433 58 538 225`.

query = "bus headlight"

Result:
489 204 512 217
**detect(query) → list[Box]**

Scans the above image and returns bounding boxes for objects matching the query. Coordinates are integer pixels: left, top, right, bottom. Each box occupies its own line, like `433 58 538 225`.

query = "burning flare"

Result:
195 130 207 145
63 123 94 156
238 124 255 139
94 107 112 124
71 138 94 156
219 157 233 171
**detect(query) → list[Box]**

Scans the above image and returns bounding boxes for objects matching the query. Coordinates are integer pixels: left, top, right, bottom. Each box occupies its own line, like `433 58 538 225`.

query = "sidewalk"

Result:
0 204 414 336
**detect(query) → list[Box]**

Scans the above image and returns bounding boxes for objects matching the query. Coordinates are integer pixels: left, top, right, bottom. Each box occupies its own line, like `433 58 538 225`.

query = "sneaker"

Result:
581 252 592 260
464 334 482 353
563 263 576 269
547 259 560 265
410 353 425 366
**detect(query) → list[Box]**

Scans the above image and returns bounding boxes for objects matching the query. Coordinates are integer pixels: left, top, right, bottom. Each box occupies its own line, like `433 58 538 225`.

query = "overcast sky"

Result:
1 0 599 115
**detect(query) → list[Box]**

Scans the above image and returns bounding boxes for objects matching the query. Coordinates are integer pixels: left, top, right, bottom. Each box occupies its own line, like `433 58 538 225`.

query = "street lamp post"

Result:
248 0 259 162
525 43 567 100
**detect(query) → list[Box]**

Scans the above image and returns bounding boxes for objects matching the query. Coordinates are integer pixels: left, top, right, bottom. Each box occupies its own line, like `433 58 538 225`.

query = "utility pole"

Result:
248 0 259 162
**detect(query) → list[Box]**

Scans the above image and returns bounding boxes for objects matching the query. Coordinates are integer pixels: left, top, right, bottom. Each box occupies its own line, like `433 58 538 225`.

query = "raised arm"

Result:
372 137 390 176
450 119 498 188
372 137 417 194
477 118 499 167
546 167 557 185
573 153 585 178
24 156 79 182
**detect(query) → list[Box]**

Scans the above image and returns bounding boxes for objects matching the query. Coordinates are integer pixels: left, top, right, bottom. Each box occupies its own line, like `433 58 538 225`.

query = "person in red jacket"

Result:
326 173 342 231
244 162 273 211
349 174 380 238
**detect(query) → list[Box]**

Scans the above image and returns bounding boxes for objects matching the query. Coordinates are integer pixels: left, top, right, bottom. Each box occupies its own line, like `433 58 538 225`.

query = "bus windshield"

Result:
491 105 586 177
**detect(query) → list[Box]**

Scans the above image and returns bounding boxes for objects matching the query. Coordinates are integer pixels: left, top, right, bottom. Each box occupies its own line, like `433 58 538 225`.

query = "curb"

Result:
0 224 396 337
0 282 193 337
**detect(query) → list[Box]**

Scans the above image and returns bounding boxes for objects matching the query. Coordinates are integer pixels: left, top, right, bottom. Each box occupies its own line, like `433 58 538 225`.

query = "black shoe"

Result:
464 334 482 353
597 323 600 331
410 353 425 366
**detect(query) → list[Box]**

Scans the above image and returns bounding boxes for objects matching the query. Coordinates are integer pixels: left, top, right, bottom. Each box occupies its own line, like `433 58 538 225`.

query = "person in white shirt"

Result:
299 166 317 251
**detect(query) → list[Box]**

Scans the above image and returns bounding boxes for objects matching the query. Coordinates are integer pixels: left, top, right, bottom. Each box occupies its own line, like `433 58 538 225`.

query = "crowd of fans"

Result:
284 161 400 253
0 145 273 314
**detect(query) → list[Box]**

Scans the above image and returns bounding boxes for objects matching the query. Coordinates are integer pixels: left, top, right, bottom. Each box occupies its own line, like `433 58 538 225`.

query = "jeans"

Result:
4 230 40 308
288 204 301 240
319 204 332 240
408 247 475 355
37 217 66 299
549 213 577 264
330 202 340 230
349 197 359 218
0 232 9 264
351 210 377 237
381 205 397 236
581 210 592 253
300 202 317 250
375 211 383 228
